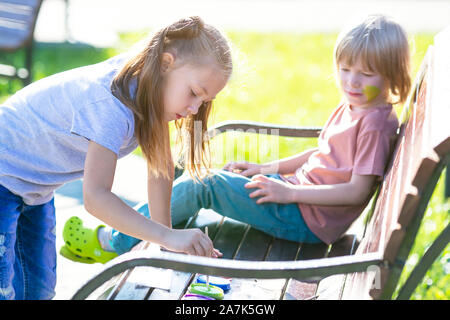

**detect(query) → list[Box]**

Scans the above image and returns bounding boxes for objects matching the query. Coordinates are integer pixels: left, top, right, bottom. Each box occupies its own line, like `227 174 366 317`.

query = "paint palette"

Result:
196 275 231 291
189 283 224 300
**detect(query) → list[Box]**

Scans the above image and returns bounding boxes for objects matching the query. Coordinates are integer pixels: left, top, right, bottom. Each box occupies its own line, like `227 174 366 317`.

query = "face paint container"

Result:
182 293 215 300
189 283 224 300
196 274 231 292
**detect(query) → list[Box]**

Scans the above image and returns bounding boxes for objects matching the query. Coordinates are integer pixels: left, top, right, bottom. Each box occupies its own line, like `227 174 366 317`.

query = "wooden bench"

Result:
0 0 42 86
70 27 450 300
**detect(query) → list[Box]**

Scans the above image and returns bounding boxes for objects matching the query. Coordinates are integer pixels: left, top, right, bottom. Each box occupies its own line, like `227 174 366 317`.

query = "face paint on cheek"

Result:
362 85 381 102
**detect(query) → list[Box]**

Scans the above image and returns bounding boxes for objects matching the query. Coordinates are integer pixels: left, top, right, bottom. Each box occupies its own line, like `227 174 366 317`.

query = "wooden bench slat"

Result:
186 209 223 238
296 242 329 260
147 271 192 300
234 227 272 261
266 239 302 300
212 217 248 259
265 238 300 261
113 278 153 300
224 278 287 300
326 235 358 259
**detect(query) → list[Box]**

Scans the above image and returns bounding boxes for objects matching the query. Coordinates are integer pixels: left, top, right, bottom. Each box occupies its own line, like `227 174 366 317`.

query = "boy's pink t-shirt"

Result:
283 103 399 244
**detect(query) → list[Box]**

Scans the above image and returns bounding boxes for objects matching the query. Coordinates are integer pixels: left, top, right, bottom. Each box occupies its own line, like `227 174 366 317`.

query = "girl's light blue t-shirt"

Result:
0 53 139 205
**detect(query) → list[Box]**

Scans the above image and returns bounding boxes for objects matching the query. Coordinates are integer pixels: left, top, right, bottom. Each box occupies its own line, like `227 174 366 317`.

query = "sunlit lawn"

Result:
0 31 447 299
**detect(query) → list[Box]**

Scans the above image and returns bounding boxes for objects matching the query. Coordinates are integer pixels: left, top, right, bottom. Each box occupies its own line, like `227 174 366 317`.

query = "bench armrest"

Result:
72 249 383 300
207 120 322 140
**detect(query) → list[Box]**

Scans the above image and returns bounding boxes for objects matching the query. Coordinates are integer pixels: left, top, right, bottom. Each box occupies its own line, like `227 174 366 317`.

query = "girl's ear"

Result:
161 52 175 74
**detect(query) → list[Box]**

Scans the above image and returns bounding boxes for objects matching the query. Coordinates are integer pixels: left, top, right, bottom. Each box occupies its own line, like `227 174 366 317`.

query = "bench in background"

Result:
0 0 42 86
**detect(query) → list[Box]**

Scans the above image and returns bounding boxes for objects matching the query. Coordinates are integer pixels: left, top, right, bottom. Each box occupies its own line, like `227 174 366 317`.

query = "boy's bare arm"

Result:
290 173 377 206
264 147 318 175
246 172 377 206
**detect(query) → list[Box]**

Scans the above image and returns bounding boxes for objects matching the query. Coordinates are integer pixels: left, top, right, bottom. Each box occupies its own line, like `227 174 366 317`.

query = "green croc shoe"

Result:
59 244 96 264
60 216 118 264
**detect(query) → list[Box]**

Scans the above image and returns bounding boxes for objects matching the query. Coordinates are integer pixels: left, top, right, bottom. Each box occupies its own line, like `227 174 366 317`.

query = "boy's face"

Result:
338 57 389 110
160 53 228 122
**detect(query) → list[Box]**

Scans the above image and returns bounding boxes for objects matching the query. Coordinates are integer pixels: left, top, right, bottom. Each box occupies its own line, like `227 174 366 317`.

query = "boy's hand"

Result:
244 174 296 204
223 161 272 177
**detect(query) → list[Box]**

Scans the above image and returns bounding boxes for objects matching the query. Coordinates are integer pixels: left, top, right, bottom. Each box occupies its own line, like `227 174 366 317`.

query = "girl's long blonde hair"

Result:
334 14 411 105
111 17 232 180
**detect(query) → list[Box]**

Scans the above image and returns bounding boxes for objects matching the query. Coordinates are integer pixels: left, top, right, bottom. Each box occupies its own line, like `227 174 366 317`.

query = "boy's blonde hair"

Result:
112 17 232 180
334 14 411 105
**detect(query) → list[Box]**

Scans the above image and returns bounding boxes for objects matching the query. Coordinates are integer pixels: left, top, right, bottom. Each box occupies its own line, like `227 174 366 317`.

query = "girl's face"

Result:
338 57 389 111
161 53 228 122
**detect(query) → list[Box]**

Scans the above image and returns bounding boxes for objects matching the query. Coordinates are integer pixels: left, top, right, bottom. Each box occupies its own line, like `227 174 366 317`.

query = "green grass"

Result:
1 31 447 299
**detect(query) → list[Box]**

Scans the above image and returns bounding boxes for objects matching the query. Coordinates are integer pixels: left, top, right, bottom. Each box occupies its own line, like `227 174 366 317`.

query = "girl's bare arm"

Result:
147 159 174 228
82 141 213 256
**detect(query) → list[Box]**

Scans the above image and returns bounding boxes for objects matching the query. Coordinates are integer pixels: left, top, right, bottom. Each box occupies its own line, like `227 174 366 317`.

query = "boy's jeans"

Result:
0 184 56 300
111 169 321 255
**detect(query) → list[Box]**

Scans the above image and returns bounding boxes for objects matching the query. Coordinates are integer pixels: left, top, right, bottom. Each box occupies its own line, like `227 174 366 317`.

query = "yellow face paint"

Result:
362 85 381 102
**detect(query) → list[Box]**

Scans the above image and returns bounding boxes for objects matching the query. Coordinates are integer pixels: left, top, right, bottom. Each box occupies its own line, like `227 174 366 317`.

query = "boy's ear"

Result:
161 52 175 74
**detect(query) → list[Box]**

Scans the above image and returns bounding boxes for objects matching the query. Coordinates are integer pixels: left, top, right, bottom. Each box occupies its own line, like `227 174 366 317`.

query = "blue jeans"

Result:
111 169 321 254
0 184 56 300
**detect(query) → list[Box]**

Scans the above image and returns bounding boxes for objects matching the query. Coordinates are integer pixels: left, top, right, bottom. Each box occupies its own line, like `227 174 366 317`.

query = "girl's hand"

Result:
244 174 296 204
212 248 223 258
163 228 217 257
223 161 265 177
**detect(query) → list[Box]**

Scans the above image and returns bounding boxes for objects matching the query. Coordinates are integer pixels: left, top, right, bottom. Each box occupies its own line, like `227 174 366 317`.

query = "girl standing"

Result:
0 16 232 299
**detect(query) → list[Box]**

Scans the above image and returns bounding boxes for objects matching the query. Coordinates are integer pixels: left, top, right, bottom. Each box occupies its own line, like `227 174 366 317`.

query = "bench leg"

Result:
395 222 450 300
23 44 33 86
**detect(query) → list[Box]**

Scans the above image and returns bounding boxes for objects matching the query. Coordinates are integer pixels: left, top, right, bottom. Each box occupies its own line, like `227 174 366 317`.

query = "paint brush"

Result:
205 226 210 290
